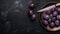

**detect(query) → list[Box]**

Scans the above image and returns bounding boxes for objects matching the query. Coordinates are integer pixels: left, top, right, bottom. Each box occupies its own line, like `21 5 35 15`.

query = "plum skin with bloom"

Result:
42 7 60 27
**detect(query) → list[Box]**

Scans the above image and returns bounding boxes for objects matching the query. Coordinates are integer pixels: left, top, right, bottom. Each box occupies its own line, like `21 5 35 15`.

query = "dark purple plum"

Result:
52 17 56 21
48 18 52 23
51 7 55 11
50 22 55 28
43 14 50 20
52 11 58 16
57 15 60 20
43 20 48 25
55 20 60 26
46 10 51 14
31 14 36 20
57 8 60 12
28 10 34 16
29 3 35 9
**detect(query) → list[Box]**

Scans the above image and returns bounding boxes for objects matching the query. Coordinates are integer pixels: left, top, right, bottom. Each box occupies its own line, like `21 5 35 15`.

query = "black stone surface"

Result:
0 0 60 34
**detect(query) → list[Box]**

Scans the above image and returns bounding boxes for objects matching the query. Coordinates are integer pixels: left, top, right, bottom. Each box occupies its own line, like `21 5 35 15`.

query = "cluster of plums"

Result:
42 7 60 28
28 2 36 20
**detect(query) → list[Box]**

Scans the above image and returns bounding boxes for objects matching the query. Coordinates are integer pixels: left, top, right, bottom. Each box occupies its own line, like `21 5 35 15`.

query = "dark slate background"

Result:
0 0 60 34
